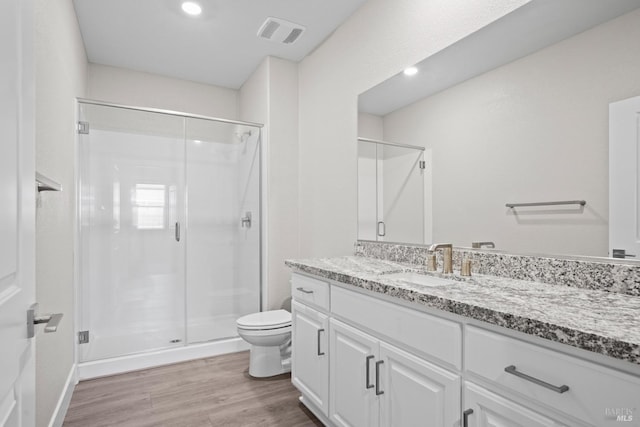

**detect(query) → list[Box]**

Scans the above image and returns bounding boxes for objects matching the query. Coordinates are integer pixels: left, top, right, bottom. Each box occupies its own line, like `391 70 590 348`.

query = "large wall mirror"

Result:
357 0 640 260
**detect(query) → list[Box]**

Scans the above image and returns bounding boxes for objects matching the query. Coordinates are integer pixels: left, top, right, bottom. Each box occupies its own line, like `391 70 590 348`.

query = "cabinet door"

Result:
330 318 379 427
463 382 567 427
292 300 329 416
379 342 460 427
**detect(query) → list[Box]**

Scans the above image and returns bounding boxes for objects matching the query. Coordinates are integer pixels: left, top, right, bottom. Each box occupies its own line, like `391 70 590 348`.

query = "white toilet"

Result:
236 309 292 378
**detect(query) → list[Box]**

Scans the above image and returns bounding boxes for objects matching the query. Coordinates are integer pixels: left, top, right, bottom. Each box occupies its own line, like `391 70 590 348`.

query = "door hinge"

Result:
78 330 90 344
77 121 90 134
419 160 426 170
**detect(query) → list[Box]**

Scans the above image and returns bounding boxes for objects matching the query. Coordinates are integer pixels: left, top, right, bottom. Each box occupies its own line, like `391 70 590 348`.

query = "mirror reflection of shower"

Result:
357 137 430 245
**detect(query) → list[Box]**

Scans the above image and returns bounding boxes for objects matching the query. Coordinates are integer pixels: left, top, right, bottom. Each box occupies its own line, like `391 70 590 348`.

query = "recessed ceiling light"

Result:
181 1 202 16
403 67 418 76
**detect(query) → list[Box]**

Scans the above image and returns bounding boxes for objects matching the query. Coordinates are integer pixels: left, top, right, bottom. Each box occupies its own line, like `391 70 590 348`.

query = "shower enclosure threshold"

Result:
77 337 249 380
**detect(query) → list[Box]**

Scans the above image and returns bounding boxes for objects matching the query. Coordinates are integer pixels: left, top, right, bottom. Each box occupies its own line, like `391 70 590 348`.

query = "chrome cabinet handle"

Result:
175 222 180 242
375 360 384 395
317 328 325 356
365 355 374 389
296 287 313 294
504 365 569 393
463 409 473 427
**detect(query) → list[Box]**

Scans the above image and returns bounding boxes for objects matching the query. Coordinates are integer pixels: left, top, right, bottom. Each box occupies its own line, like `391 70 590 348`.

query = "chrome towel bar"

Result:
506 200 586 208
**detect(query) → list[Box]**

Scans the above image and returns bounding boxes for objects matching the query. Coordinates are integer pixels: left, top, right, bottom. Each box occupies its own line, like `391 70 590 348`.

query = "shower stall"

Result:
77 100 261 376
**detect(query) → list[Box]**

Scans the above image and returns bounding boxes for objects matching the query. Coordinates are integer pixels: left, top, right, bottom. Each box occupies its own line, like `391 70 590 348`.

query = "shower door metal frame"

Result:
77 98 264 128
74 98 265 364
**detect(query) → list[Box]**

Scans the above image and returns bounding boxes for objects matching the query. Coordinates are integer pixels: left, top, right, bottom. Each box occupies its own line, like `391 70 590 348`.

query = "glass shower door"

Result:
78 104 186 361
357 139 425 244
185 118 261 344
379 144 425 244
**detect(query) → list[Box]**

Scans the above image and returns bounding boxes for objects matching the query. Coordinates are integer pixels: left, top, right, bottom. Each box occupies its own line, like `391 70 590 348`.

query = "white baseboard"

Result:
48 364 77 427
77 337 250 380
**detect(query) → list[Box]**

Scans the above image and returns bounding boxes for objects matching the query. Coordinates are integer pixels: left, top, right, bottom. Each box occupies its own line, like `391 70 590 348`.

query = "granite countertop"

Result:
285 256 640 366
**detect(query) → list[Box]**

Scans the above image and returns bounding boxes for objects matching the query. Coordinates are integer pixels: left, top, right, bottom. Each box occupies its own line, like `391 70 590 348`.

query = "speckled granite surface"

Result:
285 256 640 366
355 241 640 297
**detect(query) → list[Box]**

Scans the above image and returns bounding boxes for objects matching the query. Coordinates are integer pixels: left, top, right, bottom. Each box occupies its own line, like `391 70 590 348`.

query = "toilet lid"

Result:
237 309 292 329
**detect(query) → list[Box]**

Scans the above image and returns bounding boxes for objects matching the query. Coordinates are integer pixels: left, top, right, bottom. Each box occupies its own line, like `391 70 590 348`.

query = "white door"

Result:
0 0 36 425
379 342 460 427
609 96 640 259
463 382 565 427
329 319 379 427
291 301 329 416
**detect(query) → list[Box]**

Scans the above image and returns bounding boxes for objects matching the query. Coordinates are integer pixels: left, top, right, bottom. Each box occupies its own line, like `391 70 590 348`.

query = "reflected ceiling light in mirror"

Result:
403 66 418 76
181 1 202 16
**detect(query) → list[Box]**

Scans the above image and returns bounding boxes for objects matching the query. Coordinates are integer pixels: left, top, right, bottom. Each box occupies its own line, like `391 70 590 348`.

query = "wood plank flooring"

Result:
63 351 323 427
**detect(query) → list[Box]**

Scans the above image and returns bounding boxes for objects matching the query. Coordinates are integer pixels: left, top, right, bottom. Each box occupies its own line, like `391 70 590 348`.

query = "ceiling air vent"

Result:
257 17 305 45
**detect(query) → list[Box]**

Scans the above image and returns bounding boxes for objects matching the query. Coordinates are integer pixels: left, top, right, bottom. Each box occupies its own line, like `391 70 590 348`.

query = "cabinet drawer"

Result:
465 326 640 425
332 285 461 371
463 381 565 427
291 273 330 311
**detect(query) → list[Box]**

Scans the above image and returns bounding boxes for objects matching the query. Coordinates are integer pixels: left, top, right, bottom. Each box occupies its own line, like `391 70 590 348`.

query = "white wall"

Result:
34 0 87 425
240 57 299 310
358 112 383 140
88 64 239 119
383 8 640 257
297 0 530 258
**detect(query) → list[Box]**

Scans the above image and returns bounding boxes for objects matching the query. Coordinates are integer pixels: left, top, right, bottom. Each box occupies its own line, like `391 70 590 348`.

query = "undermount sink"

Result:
382 272 457 287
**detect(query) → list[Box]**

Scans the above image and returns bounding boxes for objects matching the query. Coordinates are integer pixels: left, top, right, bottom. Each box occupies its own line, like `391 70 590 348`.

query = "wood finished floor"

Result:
63 351 323 427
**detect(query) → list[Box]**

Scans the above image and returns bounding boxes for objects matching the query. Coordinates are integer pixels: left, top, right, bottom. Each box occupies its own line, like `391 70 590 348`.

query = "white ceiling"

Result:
73 0 367 89
359 0 640 116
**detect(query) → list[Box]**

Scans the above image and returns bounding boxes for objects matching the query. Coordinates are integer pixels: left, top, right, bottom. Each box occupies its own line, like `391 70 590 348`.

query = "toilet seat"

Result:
237 309 291 331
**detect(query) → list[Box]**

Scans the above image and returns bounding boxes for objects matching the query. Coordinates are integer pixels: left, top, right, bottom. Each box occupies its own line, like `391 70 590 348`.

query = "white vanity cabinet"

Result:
329 318 379 427
379 339 461 427
329 288 462 427
291 272 462 427
463 381 566 427
290 271 640 427
291 274 330 417
329 316 461 427
292 301 329 416
464 325 640 426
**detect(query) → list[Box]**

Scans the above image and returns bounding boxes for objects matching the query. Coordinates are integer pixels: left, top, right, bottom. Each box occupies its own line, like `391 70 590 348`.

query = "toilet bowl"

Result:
236 309 292 378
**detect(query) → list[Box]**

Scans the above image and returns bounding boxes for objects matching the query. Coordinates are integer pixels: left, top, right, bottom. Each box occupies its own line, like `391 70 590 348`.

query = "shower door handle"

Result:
175 222 180 242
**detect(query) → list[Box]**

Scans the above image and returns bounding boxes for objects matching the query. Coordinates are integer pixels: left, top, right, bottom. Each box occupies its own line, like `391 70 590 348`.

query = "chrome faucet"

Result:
428 243 453 274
